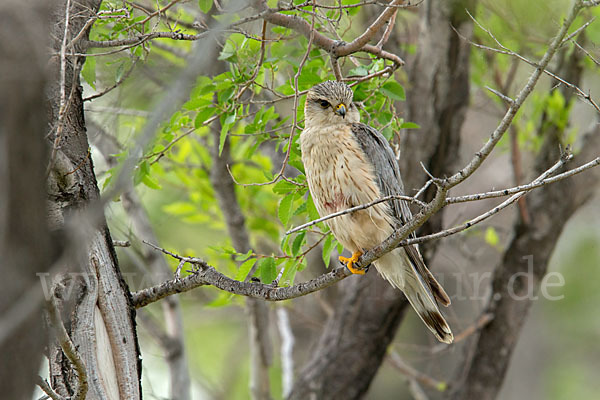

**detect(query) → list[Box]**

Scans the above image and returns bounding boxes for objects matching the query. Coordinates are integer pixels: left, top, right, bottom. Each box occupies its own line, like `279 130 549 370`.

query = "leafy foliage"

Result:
89 1 414 298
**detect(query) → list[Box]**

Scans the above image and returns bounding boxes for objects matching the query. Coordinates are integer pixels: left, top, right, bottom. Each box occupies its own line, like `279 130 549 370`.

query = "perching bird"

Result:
300 81 453 343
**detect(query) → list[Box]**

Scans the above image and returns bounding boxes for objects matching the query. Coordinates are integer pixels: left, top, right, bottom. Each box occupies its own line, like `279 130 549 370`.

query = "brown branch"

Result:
375 6 398 49
46 296 88 400
83 60 137 102
286 153 600 239
457 10 600 114
131 149 600 308
131 241 352 306
387 351 447 392
336 0 404 54
232 1 317 187
251 0 405 67
85 31 207 48
36 376 65 400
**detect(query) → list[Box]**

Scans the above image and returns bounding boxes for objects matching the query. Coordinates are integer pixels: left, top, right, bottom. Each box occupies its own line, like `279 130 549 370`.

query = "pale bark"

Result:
45 1 141 398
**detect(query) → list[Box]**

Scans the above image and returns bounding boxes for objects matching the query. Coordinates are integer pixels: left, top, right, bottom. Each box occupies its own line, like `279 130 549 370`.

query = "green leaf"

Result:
219 111 236 156
198 0 212 14
278 195 294 226
234 249 253 261
81 56 96 89
235 258 257 281
322 234 335 268
485 226 499 248
400 121 421 129
163 202 196 215
280 259 299 286
115 62 125 82
273 180 297 194
291 231 306 256
348 65 369 76
142 174 161 189
218 41 236 61
381 81 406 101
206 291 233 307
258 257 277 284
195 107 216 128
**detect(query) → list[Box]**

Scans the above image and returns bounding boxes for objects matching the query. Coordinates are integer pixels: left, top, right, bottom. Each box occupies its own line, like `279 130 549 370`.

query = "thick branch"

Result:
251 0 405 66
131 244 351 306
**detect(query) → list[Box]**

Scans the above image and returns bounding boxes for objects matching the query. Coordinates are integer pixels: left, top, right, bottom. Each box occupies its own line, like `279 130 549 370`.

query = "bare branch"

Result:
286 154 600 236
131 241 352 305
47 0 73 175
46 296 88 400
251 0 405 67
83 60 137 102
458 10 600 114
36 376 65 400
286 194 426 235
130 148 600 307
397 150 573 247
85 31 207 48
387 351 447 392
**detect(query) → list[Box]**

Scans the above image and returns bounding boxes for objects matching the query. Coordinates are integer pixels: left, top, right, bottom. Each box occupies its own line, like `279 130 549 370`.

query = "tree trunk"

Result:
45 1 141 398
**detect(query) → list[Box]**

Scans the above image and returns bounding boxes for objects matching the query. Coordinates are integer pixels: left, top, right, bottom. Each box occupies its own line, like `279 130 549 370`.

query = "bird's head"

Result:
304 81 359 127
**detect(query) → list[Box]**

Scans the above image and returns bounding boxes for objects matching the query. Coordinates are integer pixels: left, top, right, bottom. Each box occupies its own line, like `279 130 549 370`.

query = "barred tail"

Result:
375 249 453 344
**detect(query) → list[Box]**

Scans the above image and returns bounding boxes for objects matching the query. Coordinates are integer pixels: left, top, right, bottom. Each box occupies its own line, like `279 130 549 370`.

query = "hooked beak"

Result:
335 103 347 118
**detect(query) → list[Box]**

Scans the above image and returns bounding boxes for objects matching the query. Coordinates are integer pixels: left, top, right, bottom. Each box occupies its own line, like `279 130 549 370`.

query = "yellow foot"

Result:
339 251 365 275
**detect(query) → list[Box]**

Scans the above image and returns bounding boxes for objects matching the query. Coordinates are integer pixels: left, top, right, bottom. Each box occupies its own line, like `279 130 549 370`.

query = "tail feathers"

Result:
406 290 454 344
423 267 451 307
374 250 453 344
404 244 451 307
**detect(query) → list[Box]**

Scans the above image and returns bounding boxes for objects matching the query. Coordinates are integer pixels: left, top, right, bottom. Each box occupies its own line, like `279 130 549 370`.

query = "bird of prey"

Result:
300 81 453 343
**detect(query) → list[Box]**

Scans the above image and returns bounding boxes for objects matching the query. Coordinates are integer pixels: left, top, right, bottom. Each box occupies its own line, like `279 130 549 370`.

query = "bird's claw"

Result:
339 251 365 275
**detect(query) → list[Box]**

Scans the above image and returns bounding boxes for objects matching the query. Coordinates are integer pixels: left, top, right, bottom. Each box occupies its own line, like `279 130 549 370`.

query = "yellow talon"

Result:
339 251 365 275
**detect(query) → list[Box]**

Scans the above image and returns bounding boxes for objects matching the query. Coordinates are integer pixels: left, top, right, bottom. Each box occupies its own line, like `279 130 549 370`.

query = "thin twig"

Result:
446 155 600 204
286 194 426 235
83 59 137 102
233 0 317 187
459 10 600 114
387 351 447 392
36 376 65 400
400 152 573 247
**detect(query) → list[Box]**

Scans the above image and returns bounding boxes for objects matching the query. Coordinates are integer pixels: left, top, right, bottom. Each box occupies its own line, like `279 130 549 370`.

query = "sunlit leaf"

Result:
278 195 294 226
381 81 406 101
258 257 277 284
322 234 335 268
234 258 257 281
81 56 96 89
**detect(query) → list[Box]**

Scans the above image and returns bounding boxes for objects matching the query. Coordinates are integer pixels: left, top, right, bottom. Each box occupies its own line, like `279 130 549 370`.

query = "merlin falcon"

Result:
300 81 453 343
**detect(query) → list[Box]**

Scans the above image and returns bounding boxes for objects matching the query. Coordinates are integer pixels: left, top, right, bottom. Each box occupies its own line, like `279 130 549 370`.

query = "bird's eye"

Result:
317 99 330 108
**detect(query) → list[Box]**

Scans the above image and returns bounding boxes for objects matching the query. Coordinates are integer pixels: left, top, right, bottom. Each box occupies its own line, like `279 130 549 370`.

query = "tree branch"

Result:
47 296 88 400
131 241 351 306
131 4 599 305
251 0 405 67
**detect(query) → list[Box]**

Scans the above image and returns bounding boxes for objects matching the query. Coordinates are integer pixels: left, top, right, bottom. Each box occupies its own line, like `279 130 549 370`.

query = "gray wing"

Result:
350 122 450 306
350 122 411 229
